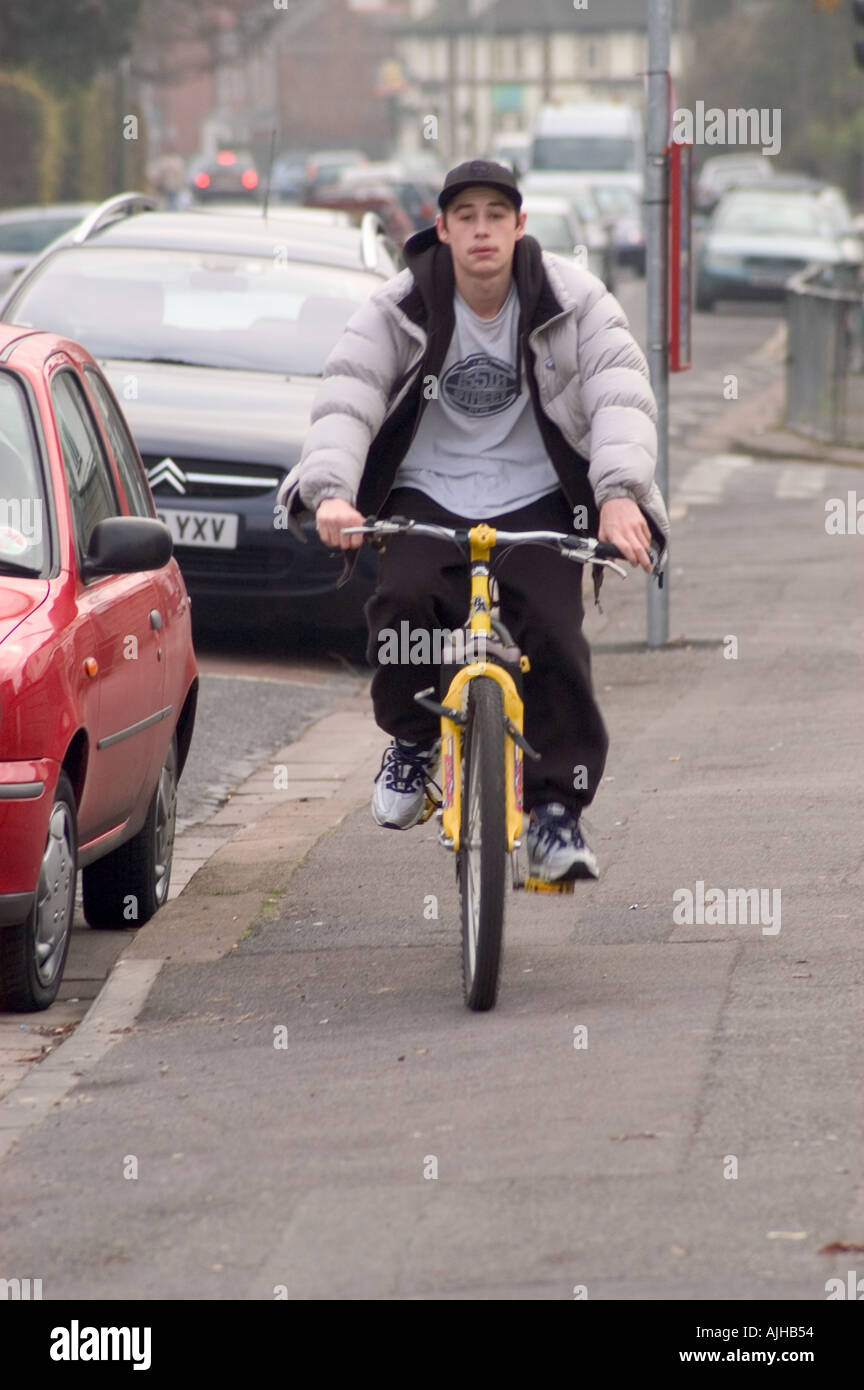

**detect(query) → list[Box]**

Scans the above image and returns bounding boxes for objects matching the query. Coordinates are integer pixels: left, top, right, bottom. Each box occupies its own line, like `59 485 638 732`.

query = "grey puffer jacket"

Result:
278 226 669 576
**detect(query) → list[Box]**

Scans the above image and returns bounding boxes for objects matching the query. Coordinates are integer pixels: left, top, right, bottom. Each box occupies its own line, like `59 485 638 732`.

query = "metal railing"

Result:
786 262 864 446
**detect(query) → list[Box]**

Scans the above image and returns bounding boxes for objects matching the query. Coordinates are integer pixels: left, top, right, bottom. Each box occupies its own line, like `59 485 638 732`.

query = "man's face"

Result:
437 186 526 280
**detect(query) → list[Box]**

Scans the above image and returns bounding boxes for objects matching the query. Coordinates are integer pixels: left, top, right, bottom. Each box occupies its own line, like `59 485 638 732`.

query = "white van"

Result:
527 104 644 199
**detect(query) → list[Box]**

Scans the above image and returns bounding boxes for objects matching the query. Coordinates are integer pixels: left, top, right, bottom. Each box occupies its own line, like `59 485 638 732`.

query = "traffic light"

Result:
854 0 864 68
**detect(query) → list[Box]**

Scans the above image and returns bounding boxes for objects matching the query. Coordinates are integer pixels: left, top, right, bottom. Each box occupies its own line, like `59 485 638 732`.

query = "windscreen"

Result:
7 246 378 374
713 196 836 240
531 137 638 173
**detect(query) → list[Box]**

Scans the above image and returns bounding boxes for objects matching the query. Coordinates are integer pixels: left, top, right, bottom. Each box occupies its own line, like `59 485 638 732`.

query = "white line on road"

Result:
775 464 830 500
673 454 754 506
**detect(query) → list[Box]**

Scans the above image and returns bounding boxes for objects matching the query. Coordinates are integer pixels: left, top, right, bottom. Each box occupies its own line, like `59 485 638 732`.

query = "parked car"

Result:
190 149 260 202
306 178 416 246
520 193 608 283
521 175 615 290
0 323 198 1011
695 184 864 310
588 183 645 274
270 150 314 203
333 163 439 230
0 197 399 641
0 204 96 295
303 149 369 201
195 204 353 226
694 153 776 215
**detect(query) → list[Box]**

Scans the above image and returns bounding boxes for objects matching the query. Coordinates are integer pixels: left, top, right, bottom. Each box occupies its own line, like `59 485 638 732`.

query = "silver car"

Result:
695 185 864 310
520 194 607 283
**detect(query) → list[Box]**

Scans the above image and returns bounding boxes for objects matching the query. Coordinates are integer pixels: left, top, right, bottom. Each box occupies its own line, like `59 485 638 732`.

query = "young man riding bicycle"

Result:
279 159 669 885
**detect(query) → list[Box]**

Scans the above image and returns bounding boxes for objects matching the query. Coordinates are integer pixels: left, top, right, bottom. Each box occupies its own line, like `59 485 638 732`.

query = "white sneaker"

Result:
526 803 599 881
371 739 440 830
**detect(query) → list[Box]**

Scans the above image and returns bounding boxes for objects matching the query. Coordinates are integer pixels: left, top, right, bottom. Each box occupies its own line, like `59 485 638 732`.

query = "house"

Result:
384 0 694 162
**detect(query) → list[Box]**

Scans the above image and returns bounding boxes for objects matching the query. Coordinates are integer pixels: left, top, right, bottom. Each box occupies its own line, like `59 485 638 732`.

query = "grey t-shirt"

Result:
392 281 560 516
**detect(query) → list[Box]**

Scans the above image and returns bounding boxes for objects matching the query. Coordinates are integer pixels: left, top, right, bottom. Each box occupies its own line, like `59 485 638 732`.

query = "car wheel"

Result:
0 772 77 1012
82 736 178 930
695 284 715 312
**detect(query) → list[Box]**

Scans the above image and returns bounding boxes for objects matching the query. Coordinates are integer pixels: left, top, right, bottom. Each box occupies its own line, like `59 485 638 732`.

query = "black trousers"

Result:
364 487 609 815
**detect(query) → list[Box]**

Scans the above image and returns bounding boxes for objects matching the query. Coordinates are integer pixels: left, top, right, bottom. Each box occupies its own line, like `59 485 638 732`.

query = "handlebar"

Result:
340 516 634 578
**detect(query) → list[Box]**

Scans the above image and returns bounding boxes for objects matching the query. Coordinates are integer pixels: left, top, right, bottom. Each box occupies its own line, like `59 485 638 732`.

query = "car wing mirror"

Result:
82 516 173 579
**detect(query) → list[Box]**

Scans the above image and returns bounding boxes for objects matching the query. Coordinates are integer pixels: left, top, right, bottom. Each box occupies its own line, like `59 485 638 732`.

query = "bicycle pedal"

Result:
523 874 575 895
417 794 441 825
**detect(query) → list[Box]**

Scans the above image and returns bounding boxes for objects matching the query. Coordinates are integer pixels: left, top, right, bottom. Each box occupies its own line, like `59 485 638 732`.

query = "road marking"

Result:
673 454 754 506
775 464 830 500
672 456 837 513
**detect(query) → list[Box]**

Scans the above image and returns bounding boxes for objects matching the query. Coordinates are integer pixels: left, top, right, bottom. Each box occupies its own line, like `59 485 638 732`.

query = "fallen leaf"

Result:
611 1131 658 1142
766 1231 807 1240
818 1240 864 1255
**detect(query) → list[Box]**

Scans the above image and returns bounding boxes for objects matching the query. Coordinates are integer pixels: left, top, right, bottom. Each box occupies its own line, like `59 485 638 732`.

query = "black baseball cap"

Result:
438 159 522 213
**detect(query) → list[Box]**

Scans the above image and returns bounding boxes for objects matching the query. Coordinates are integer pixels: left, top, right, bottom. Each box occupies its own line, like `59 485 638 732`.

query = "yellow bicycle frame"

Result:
438 525 530 854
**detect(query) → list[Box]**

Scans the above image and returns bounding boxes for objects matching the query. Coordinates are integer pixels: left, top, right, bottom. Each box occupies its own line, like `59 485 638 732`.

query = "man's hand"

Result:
598 497 653 572
316 498 366 550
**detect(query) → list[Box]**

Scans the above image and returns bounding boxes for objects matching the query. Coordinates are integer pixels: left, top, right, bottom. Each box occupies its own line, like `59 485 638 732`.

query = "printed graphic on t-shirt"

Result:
440 352 518 417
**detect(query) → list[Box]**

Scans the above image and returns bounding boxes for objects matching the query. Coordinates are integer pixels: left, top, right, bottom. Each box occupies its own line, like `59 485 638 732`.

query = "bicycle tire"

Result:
457 676 507 1011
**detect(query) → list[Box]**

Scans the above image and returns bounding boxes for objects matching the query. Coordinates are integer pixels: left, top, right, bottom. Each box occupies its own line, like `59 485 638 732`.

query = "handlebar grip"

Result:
593 541 626 561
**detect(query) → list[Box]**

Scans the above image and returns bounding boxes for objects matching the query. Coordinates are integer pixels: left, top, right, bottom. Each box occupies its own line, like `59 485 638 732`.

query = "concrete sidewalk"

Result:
0 695 388 1109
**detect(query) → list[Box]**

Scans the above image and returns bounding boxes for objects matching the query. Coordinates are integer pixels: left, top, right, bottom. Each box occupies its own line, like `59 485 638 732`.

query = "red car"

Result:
0 324 198 1011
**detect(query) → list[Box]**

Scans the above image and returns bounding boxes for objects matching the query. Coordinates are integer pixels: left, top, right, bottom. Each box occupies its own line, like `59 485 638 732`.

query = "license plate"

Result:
156 508 238 549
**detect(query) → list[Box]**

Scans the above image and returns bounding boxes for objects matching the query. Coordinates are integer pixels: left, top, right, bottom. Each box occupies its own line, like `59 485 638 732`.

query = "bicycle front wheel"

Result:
457 675 507 1011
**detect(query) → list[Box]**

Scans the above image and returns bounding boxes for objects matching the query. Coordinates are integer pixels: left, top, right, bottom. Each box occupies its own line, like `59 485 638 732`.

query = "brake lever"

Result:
560 543 628 579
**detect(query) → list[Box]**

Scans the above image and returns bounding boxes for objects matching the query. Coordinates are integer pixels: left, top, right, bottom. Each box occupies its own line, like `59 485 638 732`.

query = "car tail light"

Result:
241 169 259 190
217 150 236 166
194 172 210 189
